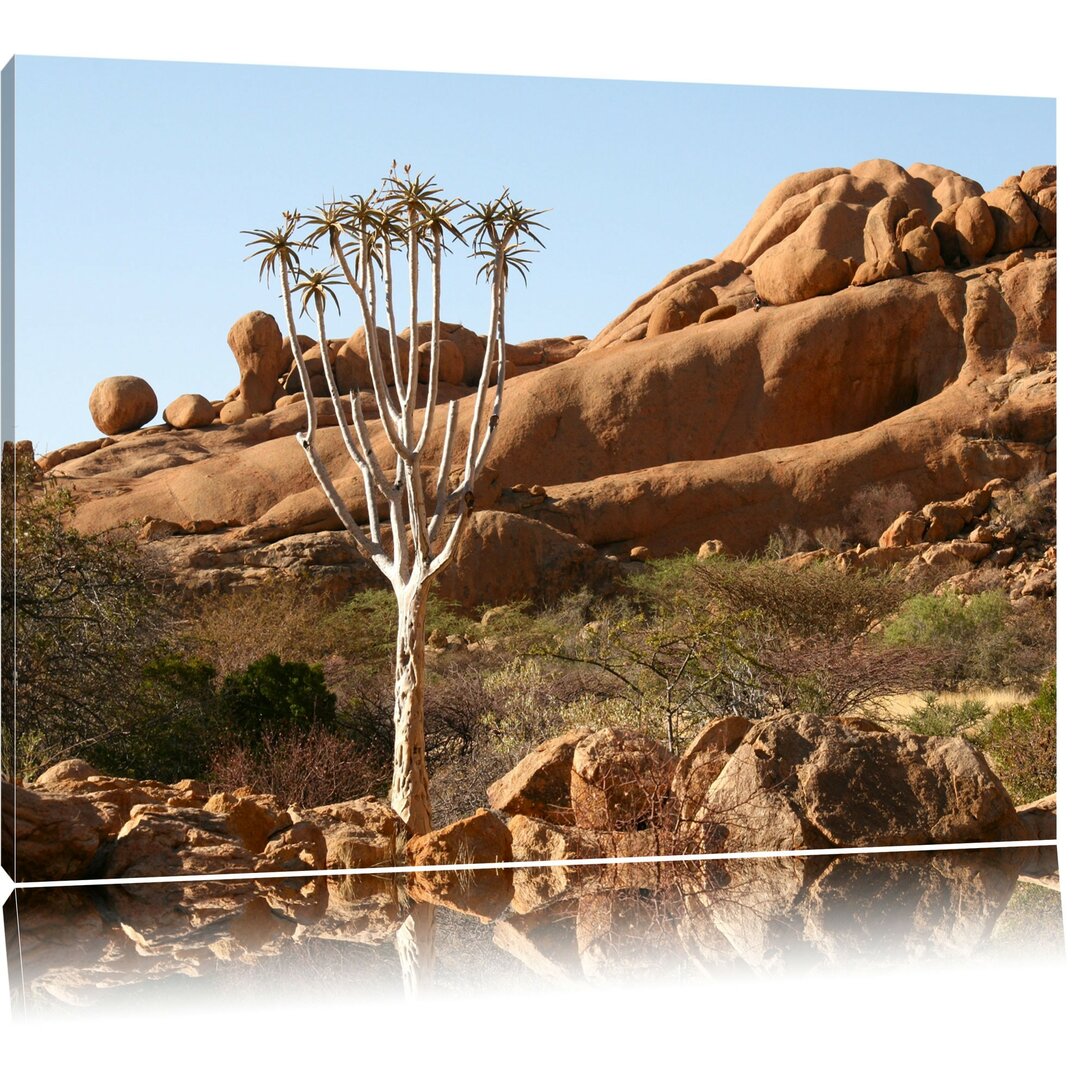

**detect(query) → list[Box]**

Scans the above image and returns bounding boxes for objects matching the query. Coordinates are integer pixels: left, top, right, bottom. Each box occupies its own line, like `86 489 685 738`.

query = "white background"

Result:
1 2 1075 1074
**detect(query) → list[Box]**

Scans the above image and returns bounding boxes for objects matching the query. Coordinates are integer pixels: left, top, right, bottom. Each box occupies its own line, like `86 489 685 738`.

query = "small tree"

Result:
244 166 545 834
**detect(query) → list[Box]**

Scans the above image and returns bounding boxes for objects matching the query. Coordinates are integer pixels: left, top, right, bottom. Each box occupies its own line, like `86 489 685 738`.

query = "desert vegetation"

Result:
3 437 1056 821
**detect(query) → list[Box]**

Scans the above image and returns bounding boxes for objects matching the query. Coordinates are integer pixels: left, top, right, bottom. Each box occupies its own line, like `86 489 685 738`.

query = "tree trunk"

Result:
389 580 432 835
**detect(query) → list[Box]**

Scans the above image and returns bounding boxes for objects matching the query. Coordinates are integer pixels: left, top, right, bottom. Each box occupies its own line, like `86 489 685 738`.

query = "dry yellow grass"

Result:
875 687 1029 721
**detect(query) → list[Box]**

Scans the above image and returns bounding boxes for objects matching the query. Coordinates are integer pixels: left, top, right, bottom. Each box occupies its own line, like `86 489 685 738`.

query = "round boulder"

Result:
219 399 253 424
418 338 466 385
900 225 944 274
984 186 1038 254
89 375 158 435
163 393 217 429
646 279 719 337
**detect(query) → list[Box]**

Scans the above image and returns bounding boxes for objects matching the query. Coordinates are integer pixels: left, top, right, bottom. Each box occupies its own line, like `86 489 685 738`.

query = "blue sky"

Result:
11 57 1055 452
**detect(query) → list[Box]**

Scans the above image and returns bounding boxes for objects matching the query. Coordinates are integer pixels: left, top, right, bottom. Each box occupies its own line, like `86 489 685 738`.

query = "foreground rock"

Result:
693 713 1029 853
570 728 675 831
305 796 407 870
405 810 513 919
486 728 591 825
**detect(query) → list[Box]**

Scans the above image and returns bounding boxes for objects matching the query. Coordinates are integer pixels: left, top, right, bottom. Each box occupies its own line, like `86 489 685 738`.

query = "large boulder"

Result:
33 759 98 785
88 375 158 435
646 279 723 337
227 311 286 414
751 245 853 306
570 728 675 831
437 511 616 610
407 808 512 867
670 716 753 826
900 225 944 274
3 780 112 881
30 772 209 835
406 809 513 920
202 790 292 853
486 729 592 825
256 819 327 873
418 338 466 385
1029 185 1057 244
693 713 1028 853
334 325 394 392
862 196 910 265
851 252 907 287
102 805 258 879
931 204 963 266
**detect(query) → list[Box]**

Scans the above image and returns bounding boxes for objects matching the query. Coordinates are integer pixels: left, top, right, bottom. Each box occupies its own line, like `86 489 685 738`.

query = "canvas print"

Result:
0 56 1057 939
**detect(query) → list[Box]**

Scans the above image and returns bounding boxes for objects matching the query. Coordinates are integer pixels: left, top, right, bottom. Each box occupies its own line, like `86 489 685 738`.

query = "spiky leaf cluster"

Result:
244 164 548 314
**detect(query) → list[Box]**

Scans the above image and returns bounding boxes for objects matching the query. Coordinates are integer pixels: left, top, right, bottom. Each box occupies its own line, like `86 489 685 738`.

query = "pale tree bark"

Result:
267 185 517 839
389 579 432 832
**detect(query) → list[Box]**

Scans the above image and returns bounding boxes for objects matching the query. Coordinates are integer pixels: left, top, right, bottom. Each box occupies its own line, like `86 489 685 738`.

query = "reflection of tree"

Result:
394 900 435 997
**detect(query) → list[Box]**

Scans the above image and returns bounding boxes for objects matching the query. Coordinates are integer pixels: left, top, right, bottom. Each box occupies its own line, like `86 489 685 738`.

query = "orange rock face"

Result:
48 160 1054 609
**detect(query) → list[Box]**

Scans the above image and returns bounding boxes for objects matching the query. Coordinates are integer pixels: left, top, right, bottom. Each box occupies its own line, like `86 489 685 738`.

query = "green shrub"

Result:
2 445 173 778
884 590 1010 648
218 654 336 748
882 589 1051 690
972 670 1055 804
903 695 989 737
697 558 931 718
86 656 220 782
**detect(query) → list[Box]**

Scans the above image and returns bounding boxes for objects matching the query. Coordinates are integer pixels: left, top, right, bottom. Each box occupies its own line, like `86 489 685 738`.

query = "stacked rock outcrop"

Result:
45 160 1054 609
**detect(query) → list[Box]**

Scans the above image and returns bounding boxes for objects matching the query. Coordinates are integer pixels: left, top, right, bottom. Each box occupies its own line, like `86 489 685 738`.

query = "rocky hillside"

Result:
37 159 1056 607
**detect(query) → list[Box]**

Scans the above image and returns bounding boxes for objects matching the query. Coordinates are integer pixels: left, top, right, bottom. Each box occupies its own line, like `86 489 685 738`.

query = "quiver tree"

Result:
244 166 546 834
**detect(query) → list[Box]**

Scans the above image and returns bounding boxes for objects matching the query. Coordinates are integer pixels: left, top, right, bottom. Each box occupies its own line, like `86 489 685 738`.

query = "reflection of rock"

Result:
406 865 513 923
492 899 582 983
576 889 683 982
682 855 829 972
800 849 1025 965
6 846 1060 1006
506 816 672 914
6 873 407 1008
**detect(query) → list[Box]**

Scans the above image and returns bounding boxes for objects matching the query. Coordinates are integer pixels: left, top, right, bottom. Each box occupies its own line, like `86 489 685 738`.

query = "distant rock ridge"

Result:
42 160 1055 607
